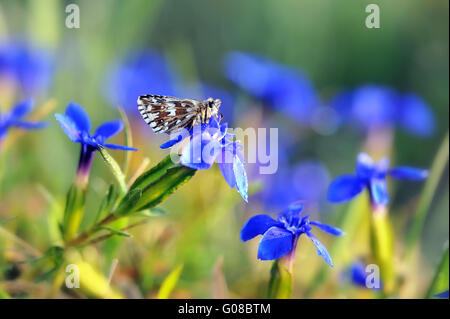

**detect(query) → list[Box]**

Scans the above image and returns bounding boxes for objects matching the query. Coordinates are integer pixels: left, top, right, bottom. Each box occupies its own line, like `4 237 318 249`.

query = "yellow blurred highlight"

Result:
157 264 184 299
66 250 124 299
370 205 395 295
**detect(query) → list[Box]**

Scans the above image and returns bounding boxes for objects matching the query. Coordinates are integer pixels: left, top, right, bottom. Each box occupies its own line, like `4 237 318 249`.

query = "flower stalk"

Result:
369 203 395 295
62 145 96 242
268 235 298 299
242 203 343 299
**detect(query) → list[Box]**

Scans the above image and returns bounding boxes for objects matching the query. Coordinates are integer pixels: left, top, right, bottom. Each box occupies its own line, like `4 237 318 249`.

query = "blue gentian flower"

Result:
55 102 137 178
0 40 53 96
434 290 449 299
55 102 137 152
0 99 47 142
179 116 248 202
328 153 428 205
104 50 177 113
224 51 318 125
241 203 344 266
331 85 435 137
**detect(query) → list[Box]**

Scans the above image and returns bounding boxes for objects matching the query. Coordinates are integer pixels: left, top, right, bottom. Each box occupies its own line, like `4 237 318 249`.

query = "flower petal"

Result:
374 157 390 176
10 99 34 120
356 152 374 179
310 221 345 236
102 143 137 151
55 113 81 142
218 161 236 188
65 102 91 133
180 133 219 170
370 178 389 205
327 175 365 203
240 214 280 241
160 135 183 149
434 290 449 299
388 166 428 180
257 226 293 260
233 155 248 202
94 120 123 141
306 231 334 267
398 93 435 137
209 116 219 129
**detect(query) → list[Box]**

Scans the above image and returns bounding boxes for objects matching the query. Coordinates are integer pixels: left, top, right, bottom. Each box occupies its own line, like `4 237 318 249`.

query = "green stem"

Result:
268 237 297 299
405 133 449 259
99 147 127 195
62 145 95 242
66 157 195 247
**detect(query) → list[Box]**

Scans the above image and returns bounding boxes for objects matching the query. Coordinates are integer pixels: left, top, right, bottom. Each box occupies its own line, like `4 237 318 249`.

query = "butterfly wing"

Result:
137 95 202 134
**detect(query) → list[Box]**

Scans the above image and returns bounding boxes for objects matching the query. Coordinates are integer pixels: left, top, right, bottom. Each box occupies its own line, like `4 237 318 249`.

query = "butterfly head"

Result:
204 97 222 120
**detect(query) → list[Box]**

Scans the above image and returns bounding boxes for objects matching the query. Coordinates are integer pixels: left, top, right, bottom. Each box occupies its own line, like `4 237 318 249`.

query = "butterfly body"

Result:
137 95 221 134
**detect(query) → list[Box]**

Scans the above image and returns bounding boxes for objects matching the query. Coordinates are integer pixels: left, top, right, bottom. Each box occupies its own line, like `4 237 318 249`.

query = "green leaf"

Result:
139 207 168 217
35 246 65 283
99 147 127 194
62 183 87 242
97 226 131 238
113 188 143 216
426 244 449 298
135 166 196 211
405 133 449 259
118 107 133 177
94 184 117 224
129 155 177 191
157 264 184 299
115 165 195 216
268 260 292 299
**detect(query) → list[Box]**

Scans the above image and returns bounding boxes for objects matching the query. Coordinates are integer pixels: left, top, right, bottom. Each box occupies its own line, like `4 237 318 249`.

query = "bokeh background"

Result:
0 0 448 298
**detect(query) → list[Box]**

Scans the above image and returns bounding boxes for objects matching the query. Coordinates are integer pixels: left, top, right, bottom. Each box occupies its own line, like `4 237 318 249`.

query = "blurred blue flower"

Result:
104 50 177 113
0 99 47 141
260 160 330 211
397 93 436 137
330 85 435 137
349 261 368 287
434 290 449 299
0 40 53 96
346 260 382 290
328 153 428 205
179 116 248 202
241 203 344 266
224 51 318 125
